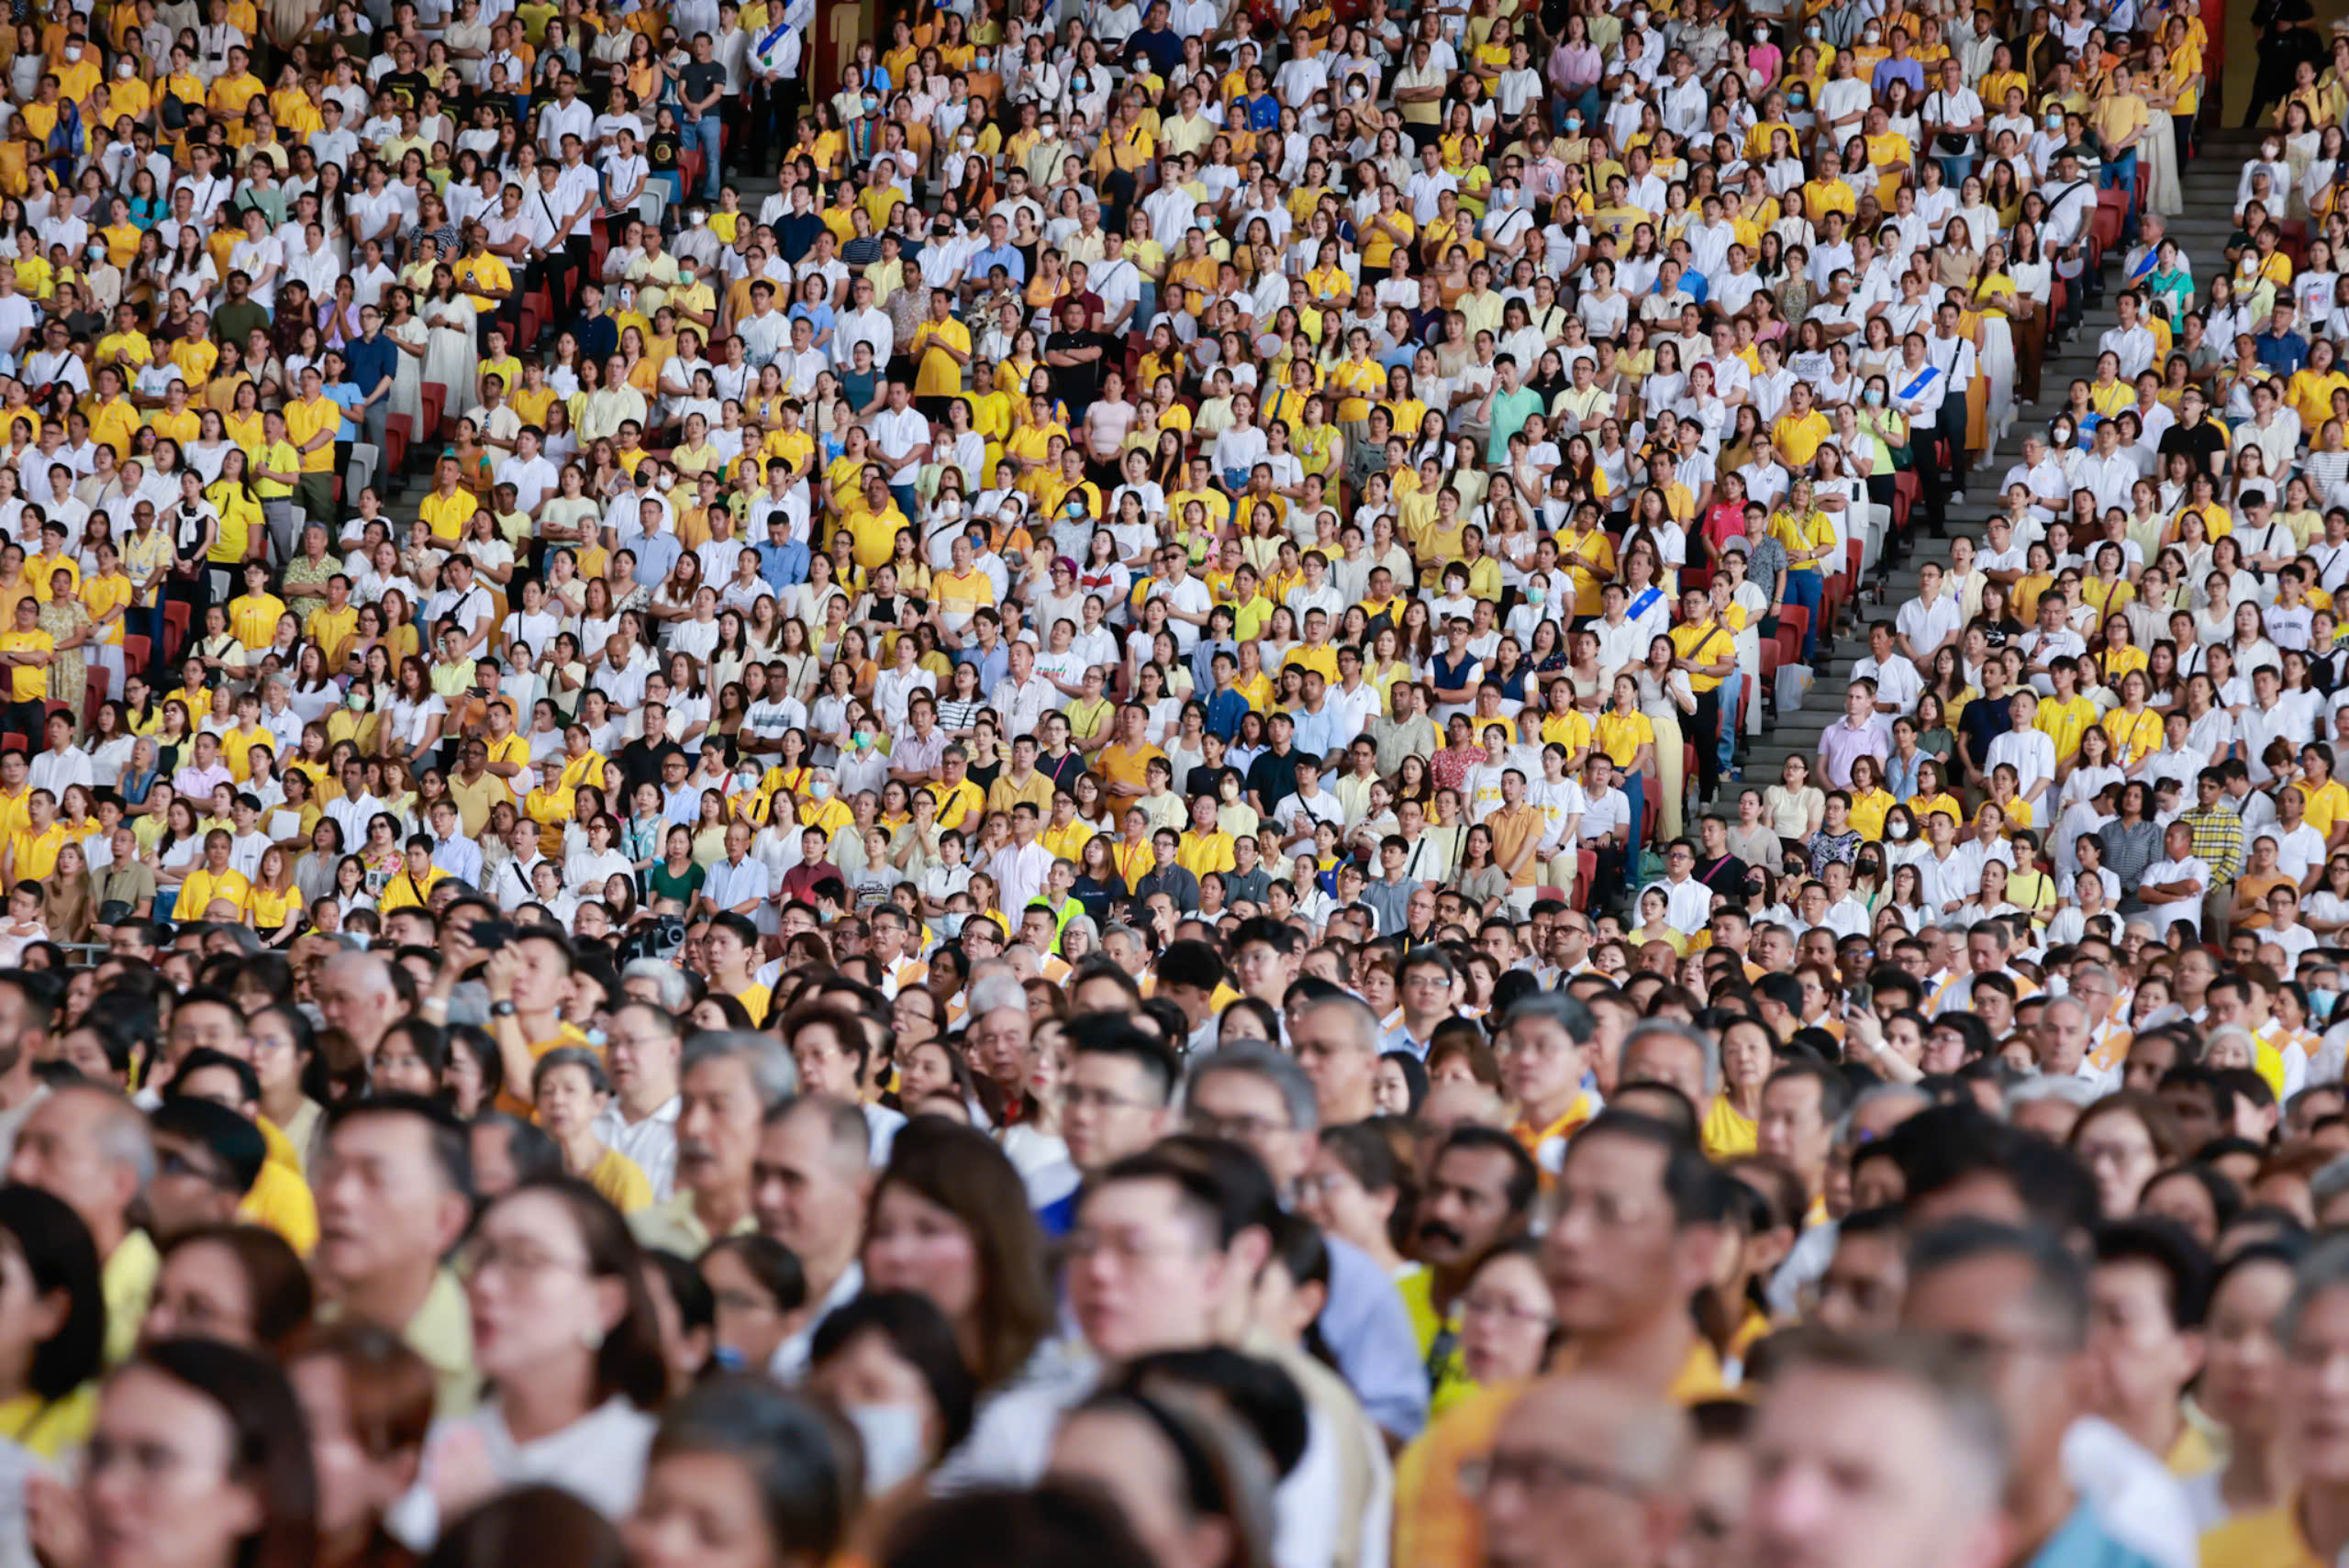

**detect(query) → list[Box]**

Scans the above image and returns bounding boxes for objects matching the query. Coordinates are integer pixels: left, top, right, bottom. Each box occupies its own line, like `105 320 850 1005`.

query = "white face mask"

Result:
846 1403 929 1493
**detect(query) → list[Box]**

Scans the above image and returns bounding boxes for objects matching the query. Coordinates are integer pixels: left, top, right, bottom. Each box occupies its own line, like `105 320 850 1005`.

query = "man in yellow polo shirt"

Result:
1669 585 1739 809
909 286 972 418
925 747 985 831
1771 382 1834 471
282 363 341 525
379 835 450 913
5 785 65 889
418 457 475 544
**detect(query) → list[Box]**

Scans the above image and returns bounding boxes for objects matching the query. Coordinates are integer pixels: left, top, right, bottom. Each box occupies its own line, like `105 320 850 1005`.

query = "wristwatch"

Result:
489 1000 518 1018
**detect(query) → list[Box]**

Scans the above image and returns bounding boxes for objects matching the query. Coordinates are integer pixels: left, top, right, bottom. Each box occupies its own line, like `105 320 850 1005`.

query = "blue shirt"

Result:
968 242 1026 285
344 331 398 398
1319 1233 1429 1440
2025 1501 2167 1568
1289 700 1341 760
2256 328 2310 373
324 383 364 442
1870 56 1924 95
620 524 683 588
756 537 810 591
1203 685 1252 741
955 639 1009 692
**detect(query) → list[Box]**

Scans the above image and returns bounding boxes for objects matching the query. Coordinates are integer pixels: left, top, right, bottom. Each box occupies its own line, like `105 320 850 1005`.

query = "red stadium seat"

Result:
81 667 109 733
163 601 189 663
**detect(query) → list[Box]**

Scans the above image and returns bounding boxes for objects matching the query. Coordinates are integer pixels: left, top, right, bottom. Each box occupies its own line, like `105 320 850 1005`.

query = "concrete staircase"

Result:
1731 130 2256 815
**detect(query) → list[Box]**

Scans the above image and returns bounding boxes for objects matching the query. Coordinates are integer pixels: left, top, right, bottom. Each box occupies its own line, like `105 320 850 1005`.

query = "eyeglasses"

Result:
457 1238 591 1283
1458 1451 1650 1503
1459 1294 1556 1329
1186 1108 1291 1141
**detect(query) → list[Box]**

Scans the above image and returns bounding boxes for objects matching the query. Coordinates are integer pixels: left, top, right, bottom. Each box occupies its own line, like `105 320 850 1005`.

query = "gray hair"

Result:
1498 988 1596 1042
2309 1156 2349 1218
622 957 695 1012
2006 1074 2100 1109
1837 1083 1929 1140
1186 1044 1319 1134
966 962 1027 1019
69 1084 156 1196
1061 914 1099 946
683 1031 798 1111
2284 1231 2349 1345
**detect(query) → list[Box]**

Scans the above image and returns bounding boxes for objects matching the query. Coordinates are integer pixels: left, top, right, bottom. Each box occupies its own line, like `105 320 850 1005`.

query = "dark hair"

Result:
651 1377 854 1565
2092 1217 2213 1329
150 1095 268 1197
1908 1216 2091 1348
160 1224 315 1351
1561 1111 1720 1225
491 1178 668 1409
1063 1014 1180 1103
1110 1346 1309 1478
326 1093 473 1200
0 1184 104 1399
131 1339 320 1568
879 1483 1161 1568
282 1320 435 1464
869 1122 1053 1391
810 1290 980 1456
426 1485 624 1568
701 1233 807 1315
1435 1125 1542 1218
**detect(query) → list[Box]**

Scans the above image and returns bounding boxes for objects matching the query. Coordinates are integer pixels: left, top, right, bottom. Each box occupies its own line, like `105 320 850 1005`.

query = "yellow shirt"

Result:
910 316 972 399
283 395 340 473
2304 778 2349 841
586 1146 653 1214
177 864 250 917
1594 709 1654 768
377 866 448 911
228 590 285 650
0 629 50 701
2036 694 2099 762
419 486 474 542
1702 1095 1758 1158
2199 1499 2320 1568
101 1229 159 1367
239 1157 318 1255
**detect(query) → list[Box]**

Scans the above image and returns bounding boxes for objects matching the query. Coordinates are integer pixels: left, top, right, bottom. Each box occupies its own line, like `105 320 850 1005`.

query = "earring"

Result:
581 1324 605 1351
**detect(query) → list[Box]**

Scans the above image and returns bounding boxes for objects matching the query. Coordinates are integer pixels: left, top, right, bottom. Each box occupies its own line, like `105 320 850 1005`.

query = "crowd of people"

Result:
0 0 2337 1556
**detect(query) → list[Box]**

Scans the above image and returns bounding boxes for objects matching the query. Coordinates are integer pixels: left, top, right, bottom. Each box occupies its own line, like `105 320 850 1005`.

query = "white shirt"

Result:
2140 854 2210 935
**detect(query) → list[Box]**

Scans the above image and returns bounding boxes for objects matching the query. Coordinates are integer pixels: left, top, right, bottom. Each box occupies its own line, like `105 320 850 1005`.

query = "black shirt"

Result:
679 60 727 107
1246 745 1301 815
774 212 824 263
1185 762 1241 800
619 738 687 797
1046 328 1108 406
2158 417 2230 477
1039 748 1086 795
